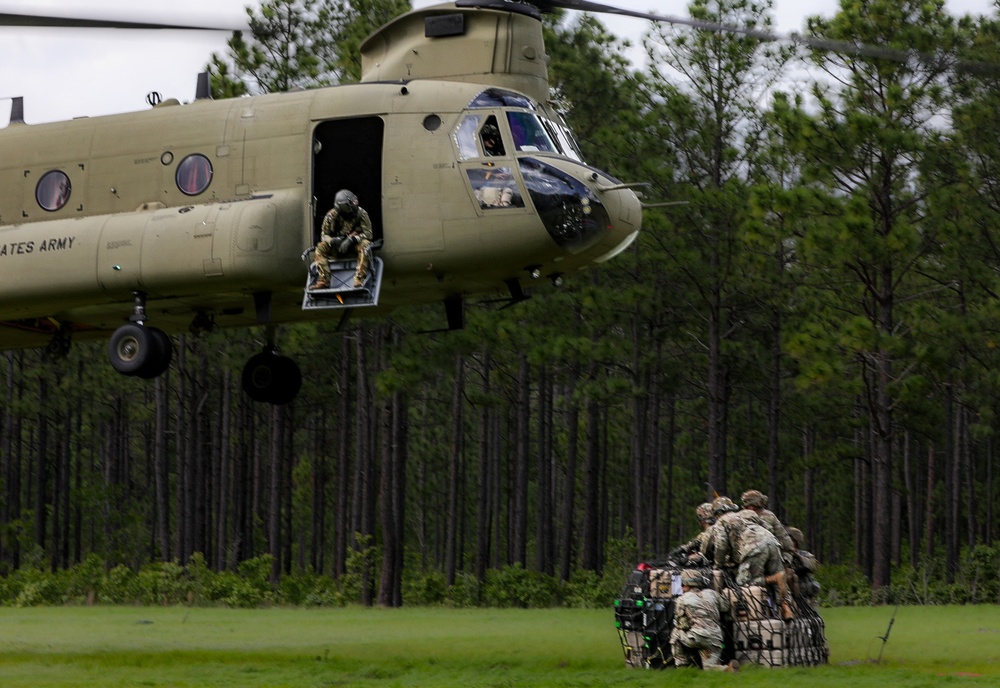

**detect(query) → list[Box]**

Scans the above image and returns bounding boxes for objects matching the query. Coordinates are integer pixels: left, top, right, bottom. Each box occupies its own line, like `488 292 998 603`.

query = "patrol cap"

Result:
741 489 768 508
787 527 805 549
680 569 707 588
712 496 738 515
696 502 714 522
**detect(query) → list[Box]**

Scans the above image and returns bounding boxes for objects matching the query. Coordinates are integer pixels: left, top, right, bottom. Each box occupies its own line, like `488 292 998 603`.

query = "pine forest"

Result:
3 0 1000 606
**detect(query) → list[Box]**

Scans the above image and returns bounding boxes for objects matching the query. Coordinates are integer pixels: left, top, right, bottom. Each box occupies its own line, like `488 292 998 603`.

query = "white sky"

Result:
2 0 996 125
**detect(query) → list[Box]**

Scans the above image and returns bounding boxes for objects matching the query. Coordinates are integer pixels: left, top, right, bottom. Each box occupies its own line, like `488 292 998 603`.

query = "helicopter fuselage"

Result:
0 78 640 348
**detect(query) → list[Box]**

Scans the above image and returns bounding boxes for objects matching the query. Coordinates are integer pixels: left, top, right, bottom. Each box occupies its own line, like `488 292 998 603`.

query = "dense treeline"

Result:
4 0 1000 605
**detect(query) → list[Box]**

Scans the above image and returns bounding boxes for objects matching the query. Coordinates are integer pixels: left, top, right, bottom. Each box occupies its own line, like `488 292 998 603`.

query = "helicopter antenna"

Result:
195 73 212 101
9 97 24 125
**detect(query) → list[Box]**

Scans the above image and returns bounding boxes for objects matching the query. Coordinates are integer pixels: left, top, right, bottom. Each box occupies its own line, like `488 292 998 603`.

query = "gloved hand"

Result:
338 236 356 253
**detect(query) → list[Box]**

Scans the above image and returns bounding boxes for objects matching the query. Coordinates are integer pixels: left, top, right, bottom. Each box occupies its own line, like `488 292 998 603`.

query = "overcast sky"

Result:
2 0 996 126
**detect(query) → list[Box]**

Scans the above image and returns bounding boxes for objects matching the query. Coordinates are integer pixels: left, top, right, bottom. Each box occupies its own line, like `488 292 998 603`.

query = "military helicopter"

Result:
1 0 666 404
0 0 941 404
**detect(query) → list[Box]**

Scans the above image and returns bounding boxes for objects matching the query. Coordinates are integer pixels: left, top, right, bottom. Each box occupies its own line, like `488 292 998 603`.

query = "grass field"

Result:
0 605 998 687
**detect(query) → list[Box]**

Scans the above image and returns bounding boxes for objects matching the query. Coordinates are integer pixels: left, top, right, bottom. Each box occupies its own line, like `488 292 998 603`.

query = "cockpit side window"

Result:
455 115 483 160
480 115 505 157
549 118 584 162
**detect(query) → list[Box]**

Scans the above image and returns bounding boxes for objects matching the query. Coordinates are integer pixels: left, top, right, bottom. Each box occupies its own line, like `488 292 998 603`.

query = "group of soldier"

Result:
668 489 820 671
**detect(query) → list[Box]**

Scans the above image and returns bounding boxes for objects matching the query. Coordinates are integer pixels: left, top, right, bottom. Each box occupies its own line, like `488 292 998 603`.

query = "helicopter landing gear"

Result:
45 321 73 360
107 291 173 379
241 311 302 405
242 300 302 406
242 348 302 405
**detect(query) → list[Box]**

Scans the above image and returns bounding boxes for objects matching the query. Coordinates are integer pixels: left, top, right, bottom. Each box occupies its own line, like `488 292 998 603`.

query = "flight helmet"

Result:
334 189 359 217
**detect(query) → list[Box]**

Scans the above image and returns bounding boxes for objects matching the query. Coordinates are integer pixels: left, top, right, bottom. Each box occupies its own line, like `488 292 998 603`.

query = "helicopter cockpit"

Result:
456 88 608 254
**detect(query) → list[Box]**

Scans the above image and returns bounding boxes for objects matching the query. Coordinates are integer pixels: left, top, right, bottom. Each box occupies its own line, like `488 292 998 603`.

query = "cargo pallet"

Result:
614 563 828 669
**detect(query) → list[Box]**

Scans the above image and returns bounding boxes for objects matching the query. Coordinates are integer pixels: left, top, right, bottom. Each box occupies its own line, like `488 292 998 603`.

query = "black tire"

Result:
270 355 302 405
137 327 173 379
242 352 302 405
108 323 154 376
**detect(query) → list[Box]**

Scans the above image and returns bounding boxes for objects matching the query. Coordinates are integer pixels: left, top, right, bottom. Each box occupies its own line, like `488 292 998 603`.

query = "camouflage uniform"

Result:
787 526 821 606
670 570 734 671
712 502 792 619
710 510 782 585
672 503 715 563
741 490 795 561
313 194 373 289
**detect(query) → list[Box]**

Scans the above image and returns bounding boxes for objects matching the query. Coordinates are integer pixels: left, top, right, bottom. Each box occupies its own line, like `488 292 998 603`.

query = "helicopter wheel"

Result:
242 351 302 405
108 323 172 378
137 327 173 379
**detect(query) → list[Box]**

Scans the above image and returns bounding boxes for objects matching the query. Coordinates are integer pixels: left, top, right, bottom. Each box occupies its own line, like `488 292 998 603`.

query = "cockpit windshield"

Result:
506 111 557 154
463 89 585 163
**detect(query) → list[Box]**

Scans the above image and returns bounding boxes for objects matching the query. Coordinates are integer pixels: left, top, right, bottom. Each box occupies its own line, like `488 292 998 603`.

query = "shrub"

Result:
102 564 142 604
817 564 872 606
402 569 447 606
136 561 188 605
279 570 341 607
12 567 63 607
562 568 618 608
445 572 481 608
481 564 556 608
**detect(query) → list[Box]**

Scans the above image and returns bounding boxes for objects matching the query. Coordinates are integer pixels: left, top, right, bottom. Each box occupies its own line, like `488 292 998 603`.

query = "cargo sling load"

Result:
614 560 829 669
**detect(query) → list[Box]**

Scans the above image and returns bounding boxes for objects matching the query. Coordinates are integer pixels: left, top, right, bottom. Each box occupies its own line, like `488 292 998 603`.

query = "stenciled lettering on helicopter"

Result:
38 236 76 252
0 236 77 258
0 241 34 257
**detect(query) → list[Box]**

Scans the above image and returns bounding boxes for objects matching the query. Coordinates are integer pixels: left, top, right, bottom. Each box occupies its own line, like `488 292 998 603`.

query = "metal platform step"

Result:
302 257 383 311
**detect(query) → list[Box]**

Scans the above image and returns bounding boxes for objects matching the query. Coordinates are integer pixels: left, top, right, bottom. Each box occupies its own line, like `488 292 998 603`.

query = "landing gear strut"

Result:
240 293 302 405
45 321 73 360
107 291 173 379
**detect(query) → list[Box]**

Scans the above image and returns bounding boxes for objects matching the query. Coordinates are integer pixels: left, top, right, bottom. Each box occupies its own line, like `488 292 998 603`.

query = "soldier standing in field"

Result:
310 189 373 290
670 569 739 671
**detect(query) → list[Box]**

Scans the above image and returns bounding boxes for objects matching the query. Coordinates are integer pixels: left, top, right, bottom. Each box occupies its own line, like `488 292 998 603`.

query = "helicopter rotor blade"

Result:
531 0 992 73
0 11 242 31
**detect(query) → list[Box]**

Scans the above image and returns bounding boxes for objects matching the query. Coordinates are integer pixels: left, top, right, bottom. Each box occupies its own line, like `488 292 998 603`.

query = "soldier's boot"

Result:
765 572 794 621
310 260 331 290
354 242 371 287
726 660 740 672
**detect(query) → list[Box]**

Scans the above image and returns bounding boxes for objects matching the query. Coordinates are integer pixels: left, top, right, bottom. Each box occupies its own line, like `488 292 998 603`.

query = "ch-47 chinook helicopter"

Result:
0 0 921 404
0 0 673 404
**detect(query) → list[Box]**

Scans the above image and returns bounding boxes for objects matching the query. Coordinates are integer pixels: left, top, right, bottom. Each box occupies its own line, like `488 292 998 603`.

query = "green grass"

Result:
0 605 997 686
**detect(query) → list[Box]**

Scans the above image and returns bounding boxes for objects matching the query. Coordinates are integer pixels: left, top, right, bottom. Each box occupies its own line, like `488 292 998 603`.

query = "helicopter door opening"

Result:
304 117 385 312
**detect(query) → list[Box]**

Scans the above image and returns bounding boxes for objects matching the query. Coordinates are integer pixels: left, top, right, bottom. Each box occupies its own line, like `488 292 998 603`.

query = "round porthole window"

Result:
35 170 71 211
176 153 213 196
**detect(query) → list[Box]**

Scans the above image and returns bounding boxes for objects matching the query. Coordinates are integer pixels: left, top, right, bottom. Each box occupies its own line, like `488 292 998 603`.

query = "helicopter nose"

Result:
592 184 641 264
518 158 641 261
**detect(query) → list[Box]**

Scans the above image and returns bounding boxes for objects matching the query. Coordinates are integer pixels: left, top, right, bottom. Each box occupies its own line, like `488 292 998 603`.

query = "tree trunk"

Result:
581 386 601 572
475 351 493 581
268 404 283 582
536 363 553 575
513 355 529 567
446 355 464 585
560 375 580 581
334 335 352 577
